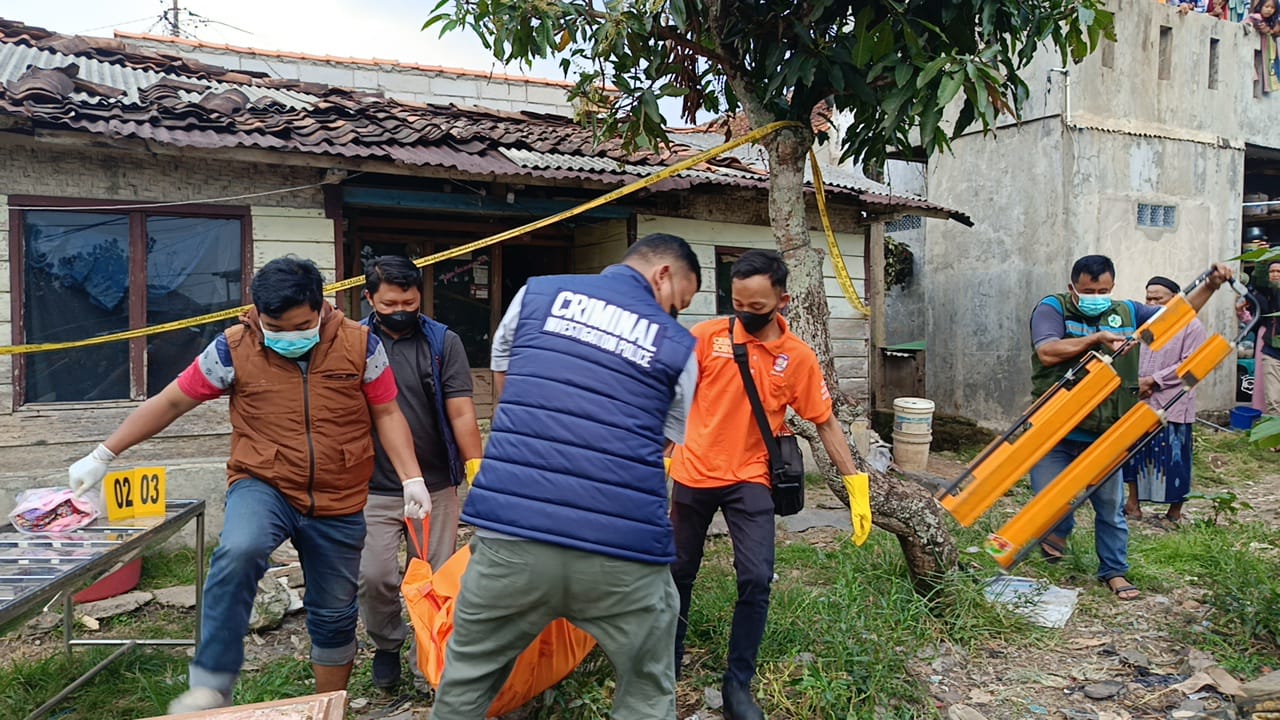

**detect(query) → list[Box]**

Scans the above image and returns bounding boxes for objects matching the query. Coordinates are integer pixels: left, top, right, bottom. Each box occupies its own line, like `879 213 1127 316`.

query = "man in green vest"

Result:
1029 255 1233 601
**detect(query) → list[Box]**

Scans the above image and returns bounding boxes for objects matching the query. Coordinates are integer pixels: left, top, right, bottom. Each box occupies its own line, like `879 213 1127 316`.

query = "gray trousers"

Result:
433 536 678 720
357 488 460 656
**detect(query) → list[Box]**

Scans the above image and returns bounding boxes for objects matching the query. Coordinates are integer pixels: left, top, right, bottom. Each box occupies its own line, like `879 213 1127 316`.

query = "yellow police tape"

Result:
2 119 869 355
809 151 872 317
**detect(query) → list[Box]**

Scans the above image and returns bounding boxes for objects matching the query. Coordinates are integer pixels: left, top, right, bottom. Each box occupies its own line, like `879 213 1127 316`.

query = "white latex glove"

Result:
402 477 432 519
69 443 116 497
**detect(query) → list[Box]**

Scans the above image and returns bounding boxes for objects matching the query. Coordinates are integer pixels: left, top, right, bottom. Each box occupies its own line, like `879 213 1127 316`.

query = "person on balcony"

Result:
1246 0 1280 92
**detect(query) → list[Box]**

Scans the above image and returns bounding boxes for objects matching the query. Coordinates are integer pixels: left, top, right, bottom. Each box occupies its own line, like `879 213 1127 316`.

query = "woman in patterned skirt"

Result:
1124 276 1206 526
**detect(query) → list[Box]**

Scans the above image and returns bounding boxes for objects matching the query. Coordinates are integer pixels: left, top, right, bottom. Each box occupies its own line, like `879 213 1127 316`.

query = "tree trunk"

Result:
724 95 958 594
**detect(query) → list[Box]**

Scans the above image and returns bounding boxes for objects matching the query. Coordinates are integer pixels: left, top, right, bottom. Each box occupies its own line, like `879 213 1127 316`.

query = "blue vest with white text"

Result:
462 265 694 564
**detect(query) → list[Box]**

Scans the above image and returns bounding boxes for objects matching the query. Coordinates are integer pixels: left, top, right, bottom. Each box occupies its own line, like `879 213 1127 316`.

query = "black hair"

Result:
1252 0 1279 25
622 233 702 289
365 255 422 295
731 249 789 291
251 255 324 318
1070 255 1116 284
1146 276 1180 294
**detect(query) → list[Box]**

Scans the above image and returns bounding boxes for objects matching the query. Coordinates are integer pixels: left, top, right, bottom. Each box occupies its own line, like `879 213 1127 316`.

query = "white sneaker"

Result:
167 687 232 714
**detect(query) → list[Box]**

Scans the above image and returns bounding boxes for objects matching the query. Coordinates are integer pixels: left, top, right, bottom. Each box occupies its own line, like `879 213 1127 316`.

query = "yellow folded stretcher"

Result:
937 294 1198 527
936 269 1258 572
984 334 1234 568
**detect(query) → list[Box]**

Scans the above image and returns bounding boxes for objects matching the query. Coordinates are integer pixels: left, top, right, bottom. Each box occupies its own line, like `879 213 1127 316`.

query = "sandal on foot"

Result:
1039 535 1067 564
1103 577 1140 601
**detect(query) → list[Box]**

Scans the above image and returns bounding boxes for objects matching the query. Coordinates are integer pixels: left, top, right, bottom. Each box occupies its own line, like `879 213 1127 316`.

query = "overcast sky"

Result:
6 0 566 81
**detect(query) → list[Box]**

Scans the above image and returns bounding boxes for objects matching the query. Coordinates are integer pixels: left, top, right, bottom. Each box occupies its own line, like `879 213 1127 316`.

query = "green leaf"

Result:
917 57 948 89
669 0 687 28
1250 416 1280 448
895 61 913 88
1232 247 1280 262
936 71 963 108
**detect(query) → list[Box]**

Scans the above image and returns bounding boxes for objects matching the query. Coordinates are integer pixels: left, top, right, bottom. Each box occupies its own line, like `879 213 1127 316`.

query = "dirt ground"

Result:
5 449 1276 720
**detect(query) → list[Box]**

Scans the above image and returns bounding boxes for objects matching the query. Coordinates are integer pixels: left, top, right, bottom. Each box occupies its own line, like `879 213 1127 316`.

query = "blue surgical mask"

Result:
261 319 320 358
1076 293 1112 318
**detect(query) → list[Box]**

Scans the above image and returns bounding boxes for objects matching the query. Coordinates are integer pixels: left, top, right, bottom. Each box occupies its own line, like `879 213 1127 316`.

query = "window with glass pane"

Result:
715 248 748 315
23 212 131 402
145 216 243 395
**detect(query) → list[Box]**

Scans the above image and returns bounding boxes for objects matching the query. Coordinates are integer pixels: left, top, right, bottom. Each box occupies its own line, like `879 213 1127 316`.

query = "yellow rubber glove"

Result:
663 457 673 476
465 458 482 486
842 473 872 546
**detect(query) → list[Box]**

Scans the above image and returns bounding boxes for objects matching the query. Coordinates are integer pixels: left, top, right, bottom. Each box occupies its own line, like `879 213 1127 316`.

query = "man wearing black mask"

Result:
668 249 869 719
358 255 484 691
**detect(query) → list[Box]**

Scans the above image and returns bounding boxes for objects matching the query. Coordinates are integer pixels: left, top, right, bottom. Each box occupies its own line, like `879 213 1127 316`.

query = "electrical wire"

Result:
72 16 161 35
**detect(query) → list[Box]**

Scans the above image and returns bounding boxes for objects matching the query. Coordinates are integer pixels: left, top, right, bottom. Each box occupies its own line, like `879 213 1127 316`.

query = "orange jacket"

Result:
224 305 375 516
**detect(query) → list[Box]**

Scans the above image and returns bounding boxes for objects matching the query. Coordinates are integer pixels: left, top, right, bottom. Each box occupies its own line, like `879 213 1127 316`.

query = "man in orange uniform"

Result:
668 249 871 720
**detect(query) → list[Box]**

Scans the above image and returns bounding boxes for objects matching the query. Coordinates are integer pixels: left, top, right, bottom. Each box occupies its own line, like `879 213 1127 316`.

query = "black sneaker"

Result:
721 680 764 720
371 649 401 691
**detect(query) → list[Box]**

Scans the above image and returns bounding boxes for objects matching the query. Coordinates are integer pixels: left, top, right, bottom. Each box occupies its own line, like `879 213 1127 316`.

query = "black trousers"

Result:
670 480 775 688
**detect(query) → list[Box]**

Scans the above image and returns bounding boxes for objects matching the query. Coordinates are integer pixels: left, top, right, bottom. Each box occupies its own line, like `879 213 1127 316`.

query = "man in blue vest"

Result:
433 233 701 719
358 255 484 691
1030 255 1232 601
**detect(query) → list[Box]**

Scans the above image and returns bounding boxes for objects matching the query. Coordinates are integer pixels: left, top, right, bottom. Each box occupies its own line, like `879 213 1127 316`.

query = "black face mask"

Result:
669 306 679 320
736 309 775 334
376 310 417 334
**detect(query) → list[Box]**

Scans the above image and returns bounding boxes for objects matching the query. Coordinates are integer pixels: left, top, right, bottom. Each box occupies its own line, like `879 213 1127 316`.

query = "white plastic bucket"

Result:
892 430 932 472
893 397 936 435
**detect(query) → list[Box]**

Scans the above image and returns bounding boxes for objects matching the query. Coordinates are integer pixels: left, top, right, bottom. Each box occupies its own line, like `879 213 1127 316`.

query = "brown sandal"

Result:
1039 535 1067 564
1103 576 1140 601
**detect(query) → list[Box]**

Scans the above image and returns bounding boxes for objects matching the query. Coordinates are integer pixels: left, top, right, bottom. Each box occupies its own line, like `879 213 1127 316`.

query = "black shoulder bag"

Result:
729 316 806 516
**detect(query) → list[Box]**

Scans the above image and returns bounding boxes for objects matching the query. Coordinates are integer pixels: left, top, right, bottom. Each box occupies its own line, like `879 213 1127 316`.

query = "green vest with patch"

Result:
1030 293 1140 437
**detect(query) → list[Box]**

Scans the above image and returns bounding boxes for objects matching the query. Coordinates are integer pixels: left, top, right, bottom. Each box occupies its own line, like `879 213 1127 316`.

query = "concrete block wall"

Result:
927 116 1240 427
0 141 326 447
634 214 870 402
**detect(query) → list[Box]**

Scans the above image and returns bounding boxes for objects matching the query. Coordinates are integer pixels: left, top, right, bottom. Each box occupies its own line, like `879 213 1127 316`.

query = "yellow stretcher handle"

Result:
941 354 1120 527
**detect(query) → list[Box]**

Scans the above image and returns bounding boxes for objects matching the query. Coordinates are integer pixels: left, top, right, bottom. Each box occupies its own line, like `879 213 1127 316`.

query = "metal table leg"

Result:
23 641 137 720
63 593 72 658
195 507 205 651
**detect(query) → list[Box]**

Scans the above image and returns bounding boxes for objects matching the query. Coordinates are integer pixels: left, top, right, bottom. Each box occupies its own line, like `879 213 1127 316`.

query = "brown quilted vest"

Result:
224 304 375 517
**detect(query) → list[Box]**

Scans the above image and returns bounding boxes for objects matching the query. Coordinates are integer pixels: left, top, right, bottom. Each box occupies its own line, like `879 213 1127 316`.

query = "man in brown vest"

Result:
66 256 426 713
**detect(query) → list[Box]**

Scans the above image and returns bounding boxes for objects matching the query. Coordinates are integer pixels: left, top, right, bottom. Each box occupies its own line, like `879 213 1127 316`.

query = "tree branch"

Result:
651 23 740 72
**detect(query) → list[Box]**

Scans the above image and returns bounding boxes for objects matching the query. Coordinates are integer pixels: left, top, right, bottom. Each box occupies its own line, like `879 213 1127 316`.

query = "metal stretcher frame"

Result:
0 499 206 720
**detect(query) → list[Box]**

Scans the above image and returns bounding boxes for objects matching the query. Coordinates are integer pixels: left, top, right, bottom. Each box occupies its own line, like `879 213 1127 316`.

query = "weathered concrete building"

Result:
926 0 1261 426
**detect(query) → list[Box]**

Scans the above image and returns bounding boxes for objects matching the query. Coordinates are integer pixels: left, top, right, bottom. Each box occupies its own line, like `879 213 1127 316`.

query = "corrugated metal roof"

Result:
0 18 968 223
0 40 315 109
1067 113 1243 149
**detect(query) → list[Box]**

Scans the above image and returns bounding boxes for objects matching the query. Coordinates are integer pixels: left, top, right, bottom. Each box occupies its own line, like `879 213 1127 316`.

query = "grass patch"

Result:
1192 425 1276 487
137 545 215 591
526 532 1037 720
1128 520 1280 676
0 646 189 719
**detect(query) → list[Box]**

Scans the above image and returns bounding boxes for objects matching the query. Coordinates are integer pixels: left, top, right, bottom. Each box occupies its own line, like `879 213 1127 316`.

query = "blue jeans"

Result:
1029 440 1130 581
189 479 365 694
